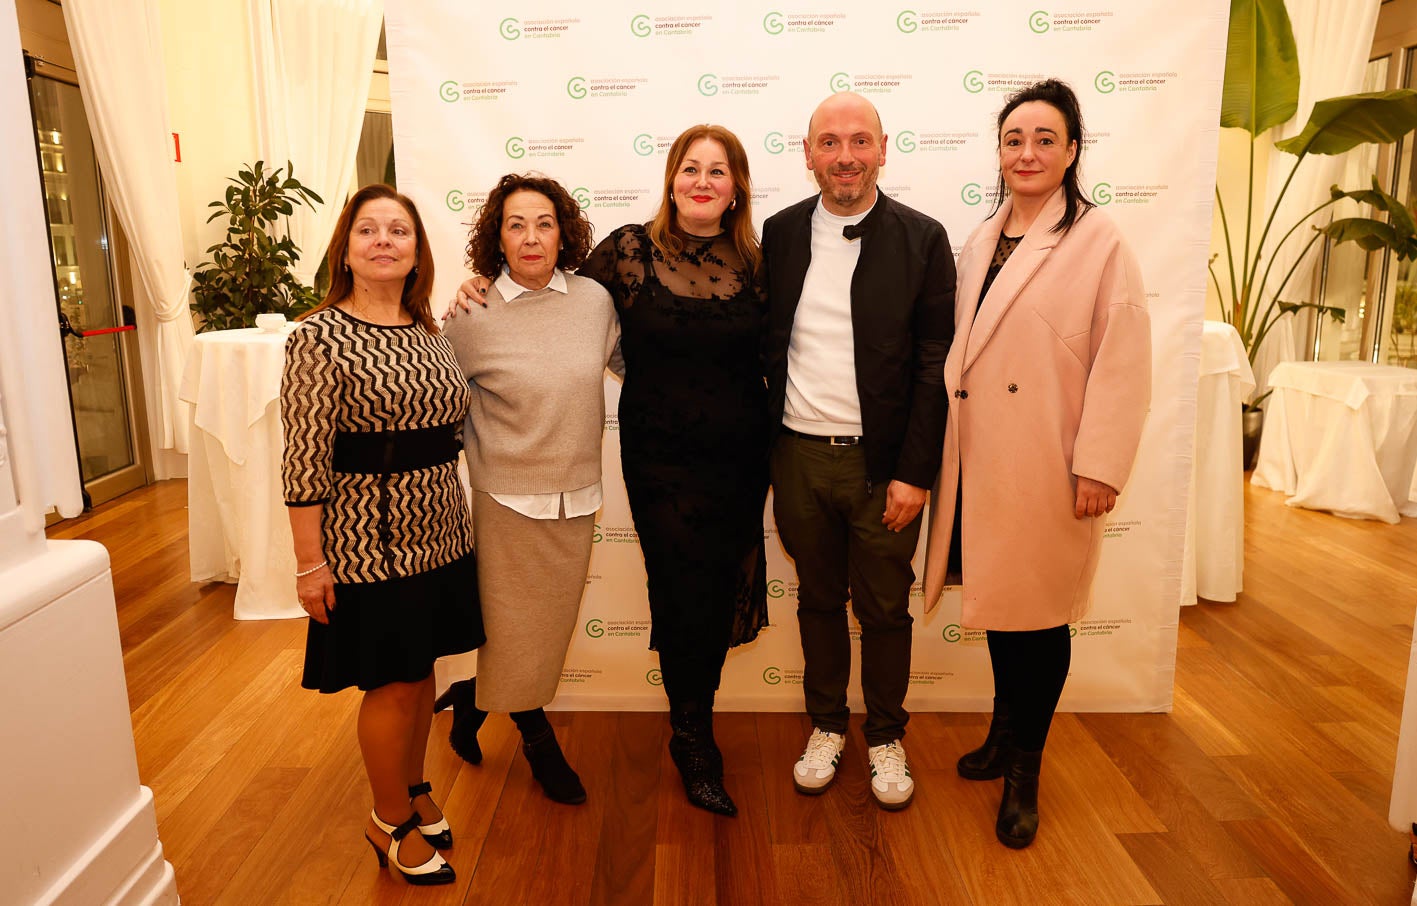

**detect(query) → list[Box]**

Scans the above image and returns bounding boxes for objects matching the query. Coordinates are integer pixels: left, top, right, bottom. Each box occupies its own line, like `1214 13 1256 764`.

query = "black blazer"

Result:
762 192 955 488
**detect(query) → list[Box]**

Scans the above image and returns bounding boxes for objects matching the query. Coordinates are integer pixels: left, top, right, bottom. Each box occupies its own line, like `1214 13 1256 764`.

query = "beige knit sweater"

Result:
441 272 621 494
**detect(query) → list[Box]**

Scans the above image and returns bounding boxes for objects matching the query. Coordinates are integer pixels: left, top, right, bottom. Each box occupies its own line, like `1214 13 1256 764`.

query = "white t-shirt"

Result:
783 196 872 435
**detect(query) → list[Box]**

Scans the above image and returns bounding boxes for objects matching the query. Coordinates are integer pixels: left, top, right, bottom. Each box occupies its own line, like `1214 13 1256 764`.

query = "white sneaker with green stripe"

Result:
793 728 846 794
867 740 914 809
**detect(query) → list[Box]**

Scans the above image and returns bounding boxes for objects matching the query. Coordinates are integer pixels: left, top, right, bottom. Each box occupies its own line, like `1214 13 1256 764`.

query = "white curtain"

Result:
0 8 84 537
248 0 384 287
1251 0 1381 393
63 0 195 460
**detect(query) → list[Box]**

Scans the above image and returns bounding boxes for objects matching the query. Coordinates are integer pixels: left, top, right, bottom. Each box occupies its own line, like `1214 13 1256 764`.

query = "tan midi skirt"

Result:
471 491 594 712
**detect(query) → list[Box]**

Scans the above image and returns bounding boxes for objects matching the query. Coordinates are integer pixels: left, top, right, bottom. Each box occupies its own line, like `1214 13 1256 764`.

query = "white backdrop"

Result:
387 1 1226 712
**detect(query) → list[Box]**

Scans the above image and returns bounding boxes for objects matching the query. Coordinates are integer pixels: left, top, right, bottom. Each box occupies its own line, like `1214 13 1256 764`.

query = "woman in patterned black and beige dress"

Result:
282 184 480 887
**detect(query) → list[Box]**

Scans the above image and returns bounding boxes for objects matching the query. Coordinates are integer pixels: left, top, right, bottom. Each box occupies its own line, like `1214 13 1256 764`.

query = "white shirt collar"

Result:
495 266 568 302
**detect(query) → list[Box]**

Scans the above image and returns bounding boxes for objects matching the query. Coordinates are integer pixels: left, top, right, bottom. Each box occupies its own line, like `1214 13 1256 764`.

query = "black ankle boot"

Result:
668 705 737 817
434 678 487 766
521 725 586 805
957 698 1011 780
995 747 1043 848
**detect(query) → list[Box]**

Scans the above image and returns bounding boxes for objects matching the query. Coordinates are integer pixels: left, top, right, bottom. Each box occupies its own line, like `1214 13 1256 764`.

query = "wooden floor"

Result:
50 480 1417 905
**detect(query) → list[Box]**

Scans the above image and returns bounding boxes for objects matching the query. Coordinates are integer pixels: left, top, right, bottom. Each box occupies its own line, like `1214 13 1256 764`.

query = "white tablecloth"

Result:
1181 321 1255 604
1251 361 1417 524
179 327 302 620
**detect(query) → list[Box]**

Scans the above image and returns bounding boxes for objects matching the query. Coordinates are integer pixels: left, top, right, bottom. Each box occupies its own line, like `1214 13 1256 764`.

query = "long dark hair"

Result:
989 78 1093 234
647 124 761 274
465 173 594 277
302 184 438 333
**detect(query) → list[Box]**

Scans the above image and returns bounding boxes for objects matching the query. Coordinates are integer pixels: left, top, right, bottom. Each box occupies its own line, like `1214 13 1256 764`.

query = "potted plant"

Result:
1392 279 1417 366
190 160 323 332
1213 0 1417 466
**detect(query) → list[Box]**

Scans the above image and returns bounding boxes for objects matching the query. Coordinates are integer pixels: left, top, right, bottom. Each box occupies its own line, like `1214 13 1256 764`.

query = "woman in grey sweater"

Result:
438 174 621 804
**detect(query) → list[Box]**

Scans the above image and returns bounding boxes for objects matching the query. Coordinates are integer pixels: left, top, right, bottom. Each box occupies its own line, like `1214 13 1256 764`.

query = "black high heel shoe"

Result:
408 781 451 849
521 725 586 804
669 704 737 817
434 678 487 765
364 811 456 885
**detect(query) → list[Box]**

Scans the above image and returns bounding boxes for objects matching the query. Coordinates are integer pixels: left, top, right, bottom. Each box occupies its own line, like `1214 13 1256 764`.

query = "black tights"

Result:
510 708 550 740
659 640 729 710
986 625 1072 751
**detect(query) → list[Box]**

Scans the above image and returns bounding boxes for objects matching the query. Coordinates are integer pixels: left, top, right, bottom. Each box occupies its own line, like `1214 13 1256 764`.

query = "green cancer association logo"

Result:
445 190 465 212
762 11 784 35
584 618 605 639
697 74 719 97
896 10 918 33
829 72 852 94
763 132 786 155
646 669 663 686
630 13 651 37
438 80 460 103
499 17 521 40
572 187 592 209
961 183 983 205
895 131 917 154
505 136 526 160
566 76 588 100
632 134 655 156
963 70 984 94
1091 182 1113 205
1029 10 1050 33
1095 71 1116 94
762 666 782 685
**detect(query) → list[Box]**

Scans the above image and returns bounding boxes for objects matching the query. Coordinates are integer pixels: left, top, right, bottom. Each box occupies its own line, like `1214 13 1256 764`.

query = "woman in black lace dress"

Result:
577 125 768 817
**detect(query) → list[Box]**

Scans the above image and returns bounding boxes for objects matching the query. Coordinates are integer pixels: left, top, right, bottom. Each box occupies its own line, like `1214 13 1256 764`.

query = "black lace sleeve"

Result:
578 224 647 310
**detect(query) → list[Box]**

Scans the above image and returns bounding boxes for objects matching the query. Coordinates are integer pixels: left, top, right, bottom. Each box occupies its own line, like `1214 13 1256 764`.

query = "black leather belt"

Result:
332 422 461 474
782 426 863 446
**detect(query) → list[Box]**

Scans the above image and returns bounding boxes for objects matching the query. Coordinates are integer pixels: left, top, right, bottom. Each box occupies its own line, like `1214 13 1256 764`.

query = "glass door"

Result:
27 72 148 505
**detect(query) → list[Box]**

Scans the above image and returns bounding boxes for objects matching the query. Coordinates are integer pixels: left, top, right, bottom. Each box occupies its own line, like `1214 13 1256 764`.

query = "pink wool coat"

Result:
922 189 1151 630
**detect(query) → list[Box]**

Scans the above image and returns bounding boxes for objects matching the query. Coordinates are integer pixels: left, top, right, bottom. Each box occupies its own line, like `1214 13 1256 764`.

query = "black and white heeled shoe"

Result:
364 810 455 886
408 781 452 849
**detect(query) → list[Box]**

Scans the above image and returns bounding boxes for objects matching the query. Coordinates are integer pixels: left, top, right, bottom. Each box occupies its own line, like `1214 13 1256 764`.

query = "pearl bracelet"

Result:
294 561 328 579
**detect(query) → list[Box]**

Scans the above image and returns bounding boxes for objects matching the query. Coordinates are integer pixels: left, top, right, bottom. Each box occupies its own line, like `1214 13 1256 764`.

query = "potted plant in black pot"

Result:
190 160 323 332
1213 0 1417 468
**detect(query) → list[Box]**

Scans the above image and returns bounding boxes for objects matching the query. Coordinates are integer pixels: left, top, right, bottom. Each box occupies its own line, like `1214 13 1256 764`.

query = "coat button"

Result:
1008 383 1018 393
954 389 969 399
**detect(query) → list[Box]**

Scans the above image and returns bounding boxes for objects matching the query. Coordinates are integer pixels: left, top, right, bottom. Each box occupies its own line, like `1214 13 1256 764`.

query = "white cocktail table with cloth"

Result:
1251 361 1417 524
1181 321 1255 604
180 327 303 620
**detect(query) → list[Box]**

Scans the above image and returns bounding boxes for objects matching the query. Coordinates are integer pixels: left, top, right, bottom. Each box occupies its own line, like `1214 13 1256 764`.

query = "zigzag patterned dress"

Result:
281 307 483 692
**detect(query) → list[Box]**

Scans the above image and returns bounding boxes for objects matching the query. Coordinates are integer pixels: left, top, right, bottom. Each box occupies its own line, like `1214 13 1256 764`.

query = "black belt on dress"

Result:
332 422 461 474
782 426 863 446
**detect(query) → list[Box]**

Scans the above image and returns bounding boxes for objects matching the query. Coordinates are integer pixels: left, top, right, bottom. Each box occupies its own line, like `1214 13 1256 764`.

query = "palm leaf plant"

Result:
1213 0 1417 394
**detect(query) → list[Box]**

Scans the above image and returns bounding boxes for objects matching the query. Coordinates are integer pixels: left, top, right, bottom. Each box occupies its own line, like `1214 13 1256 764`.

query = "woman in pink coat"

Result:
922 79 1151 848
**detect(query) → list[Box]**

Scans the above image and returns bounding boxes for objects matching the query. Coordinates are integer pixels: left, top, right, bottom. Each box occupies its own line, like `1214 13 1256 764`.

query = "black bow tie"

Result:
842 223 866 241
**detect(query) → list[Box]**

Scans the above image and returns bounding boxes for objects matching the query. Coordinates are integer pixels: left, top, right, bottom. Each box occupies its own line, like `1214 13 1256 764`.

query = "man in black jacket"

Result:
762 91 954 810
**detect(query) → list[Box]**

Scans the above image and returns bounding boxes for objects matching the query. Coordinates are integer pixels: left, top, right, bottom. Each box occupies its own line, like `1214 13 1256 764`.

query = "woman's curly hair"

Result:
465 173 594 277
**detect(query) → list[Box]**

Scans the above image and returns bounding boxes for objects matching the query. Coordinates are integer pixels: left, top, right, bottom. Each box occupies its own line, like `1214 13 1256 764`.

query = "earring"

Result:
343 261 350 272
412 265 419 275
730 197 737 211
